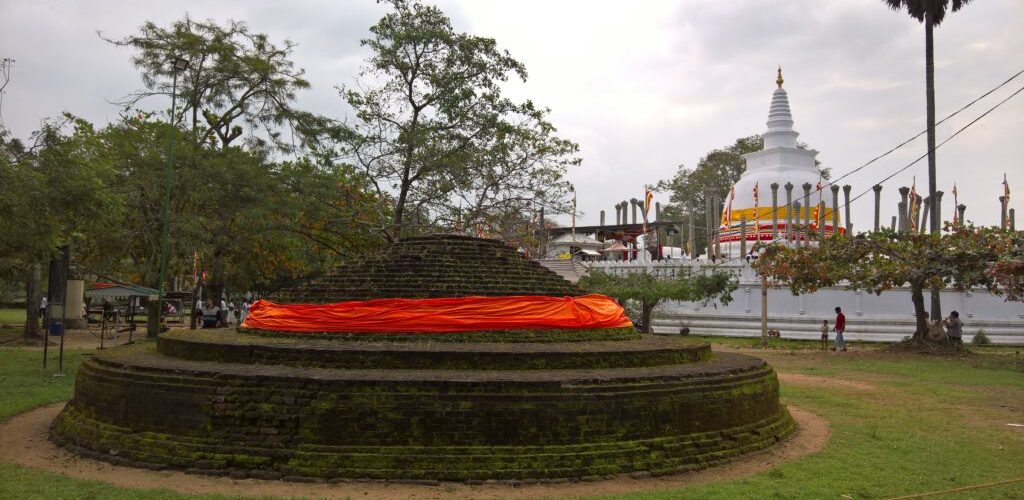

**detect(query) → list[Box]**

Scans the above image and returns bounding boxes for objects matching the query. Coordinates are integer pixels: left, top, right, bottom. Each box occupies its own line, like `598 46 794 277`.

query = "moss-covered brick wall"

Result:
157 331 710 370
52 343 793 481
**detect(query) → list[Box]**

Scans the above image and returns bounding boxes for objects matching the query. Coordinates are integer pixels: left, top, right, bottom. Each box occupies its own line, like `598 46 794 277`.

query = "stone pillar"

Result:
818 201 827 241
898 187 910 233
655 201 663 248
770 182 779 240
704 190 714 259
843 184 852 234
919 197 930 234
913 195 924 232
890 216 897 231
688 200 696 259
600 210 606 227
830 185 840 238
1000 196 1008 230
897 201 907 233
793 201 802 244
957 204 966 225
713 193 722 259
784 182 794 242
801 183 812 247
872 184 883 231
933 190 944 229
631 198 638 225
1010 208 1016 231
740 215 747 259
614 204 620 225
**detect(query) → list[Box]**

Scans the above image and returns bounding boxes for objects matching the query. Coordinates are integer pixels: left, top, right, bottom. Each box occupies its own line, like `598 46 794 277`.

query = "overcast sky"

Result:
2 0 1022 230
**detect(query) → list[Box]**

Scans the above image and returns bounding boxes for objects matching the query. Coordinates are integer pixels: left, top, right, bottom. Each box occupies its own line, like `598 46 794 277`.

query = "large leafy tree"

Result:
657 135 829 256
754 225 1018 341
578 268 736 334
0 118 120 341
326 0 579 241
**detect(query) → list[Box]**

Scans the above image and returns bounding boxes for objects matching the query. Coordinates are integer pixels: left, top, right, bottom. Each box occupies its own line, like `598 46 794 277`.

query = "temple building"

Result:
720 69 841 257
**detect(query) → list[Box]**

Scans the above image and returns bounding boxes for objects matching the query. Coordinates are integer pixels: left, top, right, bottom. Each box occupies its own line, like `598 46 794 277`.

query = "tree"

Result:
578 268 736 334
328 0 579 241
753 225 1016 341
656 135 828 256
884 0 974 321
0 118 120 342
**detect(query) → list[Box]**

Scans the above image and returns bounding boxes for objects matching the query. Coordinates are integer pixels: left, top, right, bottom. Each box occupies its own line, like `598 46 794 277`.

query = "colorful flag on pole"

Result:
952 183 959 224
1004 173 1012 227
753 183 760 239
720 187 735 229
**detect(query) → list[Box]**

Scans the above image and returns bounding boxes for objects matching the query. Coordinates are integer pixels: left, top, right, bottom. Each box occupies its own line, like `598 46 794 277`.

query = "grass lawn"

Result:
0 308 25 341
1 341 1023 499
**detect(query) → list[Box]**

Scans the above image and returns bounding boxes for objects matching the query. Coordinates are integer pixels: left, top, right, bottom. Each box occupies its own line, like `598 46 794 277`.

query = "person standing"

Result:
833 307 846 352
820 320 829 351
943 310 963 349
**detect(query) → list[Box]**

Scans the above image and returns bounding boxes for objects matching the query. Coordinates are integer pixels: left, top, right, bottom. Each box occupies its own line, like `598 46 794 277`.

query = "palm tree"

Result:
884 0 973 321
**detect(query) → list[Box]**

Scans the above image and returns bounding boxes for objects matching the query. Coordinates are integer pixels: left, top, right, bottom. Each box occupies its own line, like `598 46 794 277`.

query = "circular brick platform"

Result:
52 338 793 481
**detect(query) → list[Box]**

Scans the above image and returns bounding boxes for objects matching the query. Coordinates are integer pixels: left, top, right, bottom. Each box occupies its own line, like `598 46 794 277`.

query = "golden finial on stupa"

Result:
776 66 784 88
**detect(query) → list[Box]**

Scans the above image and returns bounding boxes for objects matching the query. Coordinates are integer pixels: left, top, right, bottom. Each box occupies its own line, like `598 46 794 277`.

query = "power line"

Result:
823 66 1024 189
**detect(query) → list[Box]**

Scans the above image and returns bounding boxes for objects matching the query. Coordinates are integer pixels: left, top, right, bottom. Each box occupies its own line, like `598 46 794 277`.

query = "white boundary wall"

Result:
583 260 1024 345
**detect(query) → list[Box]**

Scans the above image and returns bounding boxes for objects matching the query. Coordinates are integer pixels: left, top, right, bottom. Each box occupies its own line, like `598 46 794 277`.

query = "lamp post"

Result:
152 56 189 338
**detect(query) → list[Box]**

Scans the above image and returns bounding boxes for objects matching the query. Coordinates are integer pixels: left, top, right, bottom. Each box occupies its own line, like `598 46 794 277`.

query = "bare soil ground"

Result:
0 404 828 500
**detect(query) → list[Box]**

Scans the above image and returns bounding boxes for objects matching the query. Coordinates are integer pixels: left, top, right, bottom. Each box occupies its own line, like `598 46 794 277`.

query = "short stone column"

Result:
1000 196 1008 229
784 182 794 242
957 204 966 225
898 187 910 233
740 215 748 258
793 201 802 244
872 184 883 231
843 184 852 234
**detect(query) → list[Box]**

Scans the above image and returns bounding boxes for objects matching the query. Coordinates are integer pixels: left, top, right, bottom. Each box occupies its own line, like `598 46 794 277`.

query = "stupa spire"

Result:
763 68 799 149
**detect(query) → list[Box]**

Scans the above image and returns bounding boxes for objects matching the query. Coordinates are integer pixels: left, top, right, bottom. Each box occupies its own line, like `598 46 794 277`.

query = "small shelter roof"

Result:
85 282 159 299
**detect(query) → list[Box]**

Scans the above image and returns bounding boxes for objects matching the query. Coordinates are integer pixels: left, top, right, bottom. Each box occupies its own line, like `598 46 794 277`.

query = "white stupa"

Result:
720 68 840 251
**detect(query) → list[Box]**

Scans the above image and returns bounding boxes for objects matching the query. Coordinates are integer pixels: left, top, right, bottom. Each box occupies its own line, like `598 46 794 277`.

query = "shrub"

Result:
972 329 992 346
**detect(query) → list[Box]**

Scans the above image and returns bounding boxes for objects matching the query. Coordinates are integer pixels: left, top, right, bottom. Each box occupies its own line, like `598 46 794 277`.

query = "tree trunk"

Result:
207 250 226 310
24 263 42 342
910 281 929 339
641 301 657 334
925 15 942 322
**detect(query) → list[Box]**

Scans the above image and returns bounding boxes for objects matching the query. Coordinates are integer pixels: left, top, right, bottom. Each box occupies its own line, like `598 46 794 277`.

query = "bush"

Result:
972 329 992 346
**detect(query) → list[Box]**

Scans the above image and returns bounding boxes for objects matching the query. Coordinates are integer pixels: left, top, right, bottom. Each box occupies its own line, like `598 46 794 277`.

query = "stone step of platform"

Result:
157 331 712 370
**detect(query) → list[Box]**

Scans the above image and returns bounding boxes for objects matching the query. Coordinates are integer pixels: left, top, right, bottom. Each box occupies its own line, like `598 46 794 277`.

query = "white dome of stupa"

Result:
720 68 839 247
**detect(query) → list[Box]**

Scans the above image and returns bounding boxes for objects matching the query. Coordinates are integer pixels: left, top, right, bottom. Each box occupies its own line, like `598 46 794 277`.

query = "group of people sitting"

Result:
197 299 252 328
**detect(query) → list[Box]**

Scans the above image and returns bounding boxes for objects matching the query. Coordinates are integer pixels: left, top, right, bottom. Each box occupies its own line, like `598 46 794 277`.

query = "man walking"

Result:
833 306 846 352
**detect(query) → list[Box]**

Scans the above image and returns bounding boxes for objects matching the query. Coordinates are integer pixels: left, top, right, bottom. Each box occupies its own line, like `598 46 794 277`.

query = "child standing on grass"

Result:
820 320 829 350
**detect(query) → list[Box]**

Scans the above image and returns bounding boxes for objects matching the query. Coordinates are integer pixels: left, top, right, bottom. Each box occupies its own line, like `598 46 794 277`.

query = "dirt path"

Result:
779 372 877 391
0 404 828 499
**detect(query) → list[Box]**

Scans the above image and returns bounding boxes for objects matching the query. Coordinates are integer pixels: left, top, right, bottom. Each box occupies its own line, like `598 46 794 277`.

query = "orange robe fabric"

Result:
241 294 632 333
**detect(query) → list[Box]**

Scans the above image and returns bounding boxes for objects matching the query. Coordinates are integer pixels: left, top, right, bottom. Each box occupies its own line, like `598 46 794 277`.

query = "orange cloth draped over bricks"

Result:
241 294 633 333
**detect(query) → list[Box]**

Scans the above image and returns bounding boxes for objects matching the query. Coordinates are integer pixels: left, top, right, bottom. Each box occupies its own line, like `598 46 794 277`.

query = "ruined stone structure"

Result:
52 235 793 481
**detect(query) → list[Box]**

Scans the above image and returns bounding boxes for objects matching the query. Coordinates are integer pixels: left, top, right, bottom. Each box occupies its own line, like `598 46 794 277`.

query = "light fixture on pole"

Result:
152 56 189 337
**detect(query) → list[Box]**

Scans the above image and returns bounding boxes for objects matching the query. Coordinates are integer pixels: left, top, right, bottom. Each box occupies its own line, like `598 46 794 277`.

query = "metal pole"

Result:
761 274 769 348
154 69 180 338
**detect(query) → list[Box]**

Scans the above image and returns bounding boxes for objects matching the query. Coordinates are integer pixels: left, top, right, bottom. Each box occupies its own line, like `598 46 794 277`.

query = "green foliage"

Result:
883 0 974 27
323 0 580 240
972 328 991 346
656 135 829 256
754 225 1021 338
579 268 736 332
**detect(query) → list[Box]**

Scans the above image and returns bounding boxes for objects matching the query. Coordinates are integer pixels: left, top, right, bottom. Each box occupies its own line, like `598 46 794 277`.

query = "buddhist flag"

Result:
721 187 735 229
952 183 959 224
644 189 654 217
1004 173 1012 226
753 183 761 238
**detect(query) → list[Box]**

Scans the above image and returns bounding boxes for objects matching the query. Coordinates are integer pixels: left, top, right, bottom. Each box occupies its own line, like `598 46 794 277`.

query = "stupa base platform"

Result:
51 338 793 481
